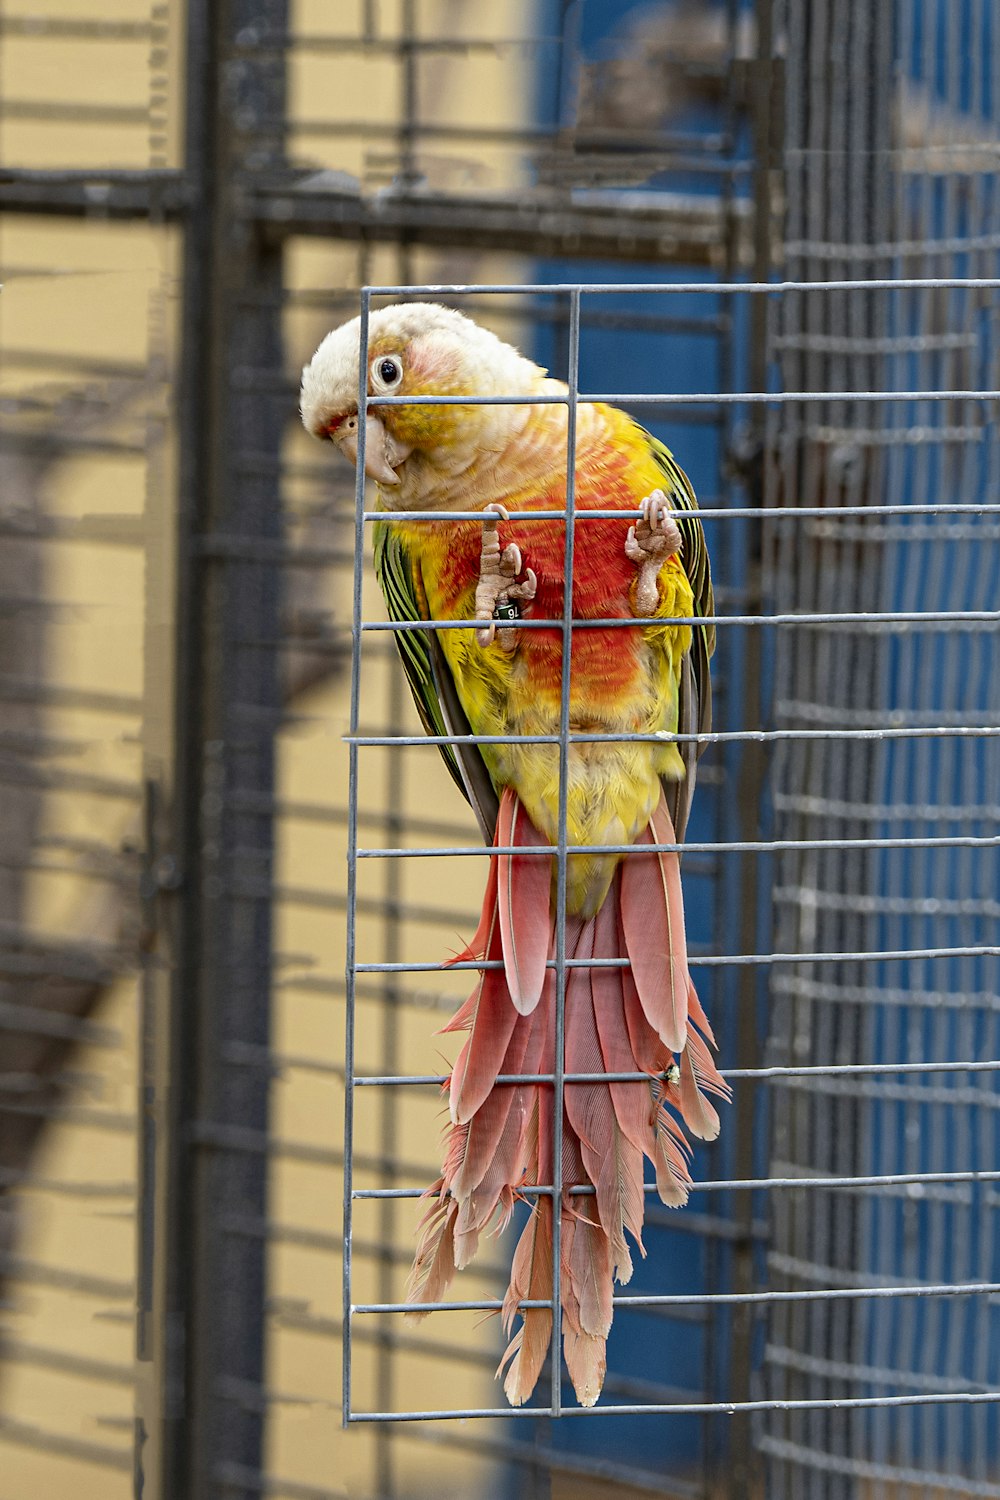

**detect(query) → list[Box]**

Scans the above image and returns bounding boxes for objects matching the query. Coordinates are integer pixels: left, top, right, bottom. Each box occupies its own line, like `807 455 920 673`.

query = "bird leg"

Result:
625 489 682 617
475 504 537 650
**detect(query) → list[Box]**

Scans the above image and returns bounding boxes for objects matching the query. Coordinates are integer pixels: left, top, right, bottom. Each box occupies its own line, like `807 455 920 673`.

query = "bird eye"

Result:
372 354 402 388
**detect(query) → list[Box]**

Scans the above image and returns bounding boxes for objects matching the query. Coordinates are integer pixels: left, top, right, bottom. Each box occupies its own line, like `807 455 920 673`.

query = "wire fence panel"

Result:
338 266 1000 1493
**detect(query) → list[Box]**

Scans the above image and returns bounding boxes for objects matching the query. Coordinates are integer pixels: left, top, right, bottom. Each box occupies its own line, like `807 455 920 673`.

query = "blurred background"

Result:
1 1 999 1498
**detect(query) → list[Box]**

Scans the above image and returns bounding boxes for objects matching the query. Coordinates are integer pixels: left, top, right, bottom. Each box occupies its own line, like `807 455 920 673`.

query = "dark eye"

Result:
378 357 401 385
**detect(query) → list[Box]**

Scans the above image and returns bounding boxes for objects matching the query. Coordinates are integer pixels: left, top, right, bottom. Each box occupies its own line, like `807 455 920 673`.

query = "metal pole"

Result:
723 6 783 1494
136 2 288 1496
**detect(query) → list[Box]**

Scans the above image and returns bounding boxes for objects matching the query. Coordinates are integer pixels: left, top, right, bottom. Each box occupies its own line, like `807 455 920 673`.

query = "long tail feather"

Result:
405 1182 459 1320
652 1084 694 1207
498 1186 553 1406
563 1210 613 1406
566 918 644 1282
677 1016 731 1143
620 802 691 1053
679 1043 721 1141
407 789 726 1408
497 787 551 1013
450 1004 537 1205
592 884 661 1158
453 1098 525 1267
448 902 519 1124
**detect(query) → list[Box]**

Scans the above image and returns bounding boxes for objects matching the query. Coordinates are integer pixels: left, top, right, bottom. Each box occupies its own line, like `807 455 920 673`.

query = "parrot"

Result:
301 302 728 1408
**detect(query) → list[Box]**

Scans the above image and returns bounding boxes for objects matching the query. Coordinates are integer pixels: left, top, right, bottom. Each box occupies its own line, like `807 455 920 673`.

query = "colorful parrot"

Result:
301 302 727 1408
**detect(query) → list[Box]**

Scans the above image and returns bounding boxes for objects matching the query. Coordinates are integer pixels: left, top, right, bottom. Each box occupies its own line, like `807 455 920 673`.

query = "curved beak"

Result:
332 413 412 487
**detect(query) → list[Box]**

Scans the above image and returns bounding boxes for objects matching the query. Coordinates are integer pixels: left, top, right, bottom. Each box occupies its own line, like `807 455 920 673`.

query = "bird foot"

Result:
475 504 537 650
625 489 682 617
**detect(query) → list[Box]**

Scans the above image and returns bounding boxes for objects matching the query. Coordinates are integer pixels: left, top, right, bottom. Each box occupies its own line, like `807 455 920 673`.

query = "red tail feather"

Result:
448 903 519 1125
404 1184 459 1319
407 790 726 1406
497 787 552 1014
620 810 690 1053
564 1210 613 1407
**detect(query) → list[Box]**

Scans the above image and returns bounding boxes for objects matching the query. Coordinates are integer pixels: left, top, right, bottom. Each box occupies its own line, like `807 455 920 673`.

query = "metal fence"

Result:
0 2 998 1498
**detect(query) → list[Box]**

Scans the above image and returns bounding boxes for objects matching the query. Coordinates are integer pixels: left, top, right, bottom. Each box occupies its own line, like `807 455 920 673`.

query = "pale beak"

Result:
332 413 412 487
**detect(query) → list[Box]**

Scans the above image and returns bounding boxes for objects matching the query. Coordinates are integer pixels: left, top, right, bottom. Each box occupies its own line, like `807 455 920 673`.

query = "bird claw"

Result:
475 504 537 650
625 489 682 564
626 489 681 617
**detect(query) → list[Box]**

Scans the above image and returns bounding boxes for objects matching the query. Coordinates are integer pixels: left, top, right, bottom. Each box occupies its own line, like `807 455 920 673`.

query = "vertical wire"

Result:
549 287 581 1416
375 671 403 1493
342 290 372 1427
374 13 418 1465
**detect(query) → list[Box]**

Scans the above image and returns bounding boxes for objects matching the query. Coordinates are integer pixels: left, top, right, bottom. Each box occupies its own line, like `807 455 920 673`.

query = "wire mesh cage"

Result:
0 2 998 1499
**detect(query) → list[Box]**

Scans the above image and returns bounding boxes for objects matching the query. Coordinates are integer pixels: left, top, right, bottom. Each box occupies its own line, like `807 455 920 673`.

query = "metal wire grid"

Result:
338 271 1000 1447
294 314 744 1498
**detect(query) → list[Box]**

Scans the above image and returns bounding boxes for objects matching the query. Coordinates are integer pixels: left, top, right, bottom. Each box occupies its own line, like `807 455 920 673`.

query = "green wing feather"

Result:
646 433 715 840
372 520 455 776
372 520 500 840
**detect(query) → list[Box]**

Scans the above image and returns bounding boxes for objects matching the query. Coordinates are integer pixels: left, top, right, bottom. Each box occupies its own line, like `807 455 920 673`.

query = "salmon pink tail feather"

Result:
405 788 729 1407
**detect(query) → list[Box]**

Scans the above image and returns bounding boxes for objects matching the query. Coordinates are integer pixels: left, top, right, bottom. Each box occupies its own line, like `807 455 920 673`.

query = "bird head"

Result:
300 302 545 507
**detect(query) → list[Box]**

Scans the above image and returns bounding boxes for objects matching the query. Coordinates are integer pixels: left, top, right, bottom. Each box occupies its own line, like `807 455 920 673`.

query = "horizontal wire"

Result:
273 1302 706 1400
348 1390 1000 1422
353 1167 1000 1200
349 725 1000 746
286 283 729 331
352 1279 1000 1316
362 503 1000 520
353 1059 1000 1088
359 610 1000 630
298 956 953 1001
364 388 1000 406
355 833 1000 857
364 275 1000 294
355 945 1000 974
